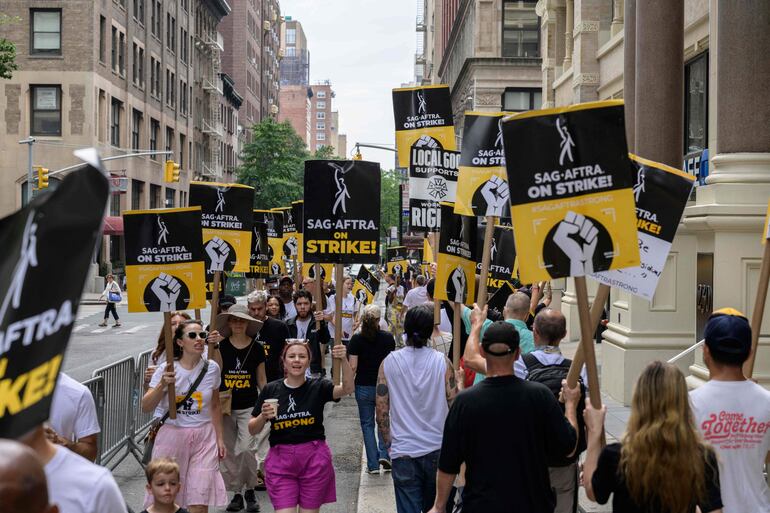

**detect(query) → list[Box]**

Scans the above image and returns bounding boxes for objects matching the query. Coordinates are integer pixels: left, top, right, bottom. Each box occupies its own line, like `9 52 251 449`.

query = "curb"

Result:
356 444 396 513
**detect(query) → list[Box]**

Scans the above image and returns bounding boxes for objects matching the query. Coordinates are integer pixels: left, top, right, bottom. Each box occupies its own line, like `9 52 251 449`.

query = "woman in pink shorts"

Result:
249 339 354 512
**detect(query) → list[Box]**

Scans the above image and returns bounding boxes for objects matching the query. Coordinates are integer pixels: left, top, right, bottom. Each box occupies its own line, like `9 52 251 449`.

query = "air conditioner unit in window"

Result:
270 104 279 114
263 20 271 31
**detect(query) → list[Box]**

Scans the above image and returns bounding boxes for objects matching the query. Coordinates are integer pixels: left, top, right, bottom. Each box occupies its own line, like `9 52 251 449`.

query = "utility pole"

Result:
18 137 35 203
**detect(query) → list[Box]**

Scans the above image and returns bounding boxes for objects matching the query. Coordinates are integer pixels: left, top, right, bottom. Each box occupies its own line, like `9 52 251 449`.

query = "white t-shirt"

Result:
283 299 297 321
437 308 451 334
295 317 312 340
45 446 127 513
403 286 429 309
690 379 770 513
49 373 100 441
149 359 221 427
325 293 357 339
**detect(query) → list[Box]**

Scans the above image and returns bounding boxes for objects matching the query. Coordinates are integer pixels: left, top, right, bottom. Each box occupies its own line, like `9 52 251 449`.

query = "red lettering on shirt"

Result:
700 410 770 449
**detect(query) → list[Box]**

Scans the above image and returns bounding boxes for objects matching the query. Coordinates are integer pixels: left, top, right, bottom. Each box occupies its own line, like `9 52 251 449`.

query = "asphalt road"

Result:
65 300 363 513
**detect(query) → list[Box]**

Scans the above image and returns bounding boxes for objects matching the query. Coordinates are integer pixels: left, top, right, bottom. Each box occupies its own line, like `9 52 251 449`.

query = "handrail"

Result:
668 340 704 364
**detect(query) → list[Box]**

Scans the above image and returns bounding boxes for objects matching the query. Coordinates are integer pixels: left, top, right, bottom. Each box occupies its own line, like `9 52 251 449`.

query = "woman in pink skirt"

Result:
142 319 227 512
248 340 355 512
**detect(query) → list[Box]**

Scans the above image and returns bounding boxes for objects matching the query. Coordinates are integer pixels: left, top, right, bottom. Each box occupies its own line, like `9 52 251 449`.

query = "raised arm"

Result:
332 344 355 399
462 303 487 374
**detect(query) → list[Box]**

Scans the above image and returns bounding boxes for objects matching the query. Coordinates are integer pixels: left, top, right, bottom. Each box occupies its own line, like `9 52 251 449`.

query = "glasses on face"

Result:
286 338 309 345
184 331 209 340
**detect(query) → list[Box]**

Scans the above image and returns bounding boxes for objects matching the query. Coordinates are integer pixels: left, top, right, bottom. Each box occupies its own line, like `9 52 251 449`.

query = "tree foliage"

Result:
312 145 338 160
380 169 403 240
0 14 20 80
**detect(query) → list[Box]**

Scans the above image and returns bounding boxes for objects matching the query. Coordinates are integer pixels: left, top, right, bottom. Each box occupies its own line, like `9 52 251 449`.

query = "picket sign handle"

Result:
313 265 325 371
452 302 461 370
476 216 496 308
744 243 770 378
292 256 300 291
573 277 603 409
566 283 610 388
332 264 344 385
162 311 177 420
431 232 441 326
208 271 221 362
194 309 201 321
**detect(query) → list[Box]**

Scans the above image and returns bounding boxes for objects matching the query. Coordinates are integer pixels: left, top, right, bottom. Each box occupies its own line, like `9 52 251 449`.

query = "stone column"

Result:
571 0 601 102
611 0 624 37
623 0 635 150
687 0 770 387
538 0 562 108
563 0 573 69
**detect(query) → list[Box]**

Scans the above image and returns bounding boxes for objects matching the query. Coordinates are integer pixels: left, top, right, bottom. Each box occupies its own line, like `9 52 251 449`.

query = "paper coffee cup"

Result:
264 398 278 417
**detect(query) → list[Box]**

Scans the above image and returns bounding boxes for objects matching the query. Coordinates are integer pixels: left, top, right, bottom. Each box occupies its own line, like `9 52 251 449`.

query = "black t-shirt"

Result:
256 317 291 382
438 375 578 513
347 330 395 386
219 337 266 410
253 378 337 446
592 443 722 513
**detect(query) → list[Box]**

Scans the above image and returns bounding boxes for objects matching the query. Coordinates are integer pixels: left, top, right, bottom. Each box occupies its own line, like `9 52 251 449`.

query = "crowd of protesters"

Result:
6 265 770 513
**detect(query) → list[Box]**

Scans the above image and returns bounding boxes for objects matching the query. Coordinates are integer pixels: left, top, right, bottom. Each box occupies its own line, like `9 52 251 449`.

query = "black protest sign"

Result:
393 85 457 168
352 266 380 306
409 147 459 231
435 202 478 305
124 207 207 312
592 154 695 299
502 100 639 282
255 209 285 276
475 222 517 294
275 206 299 260
189 182 254 280
487 281 517 319
303 160 380 264
0 164 108 438
386 246 409 277
247 220 270 279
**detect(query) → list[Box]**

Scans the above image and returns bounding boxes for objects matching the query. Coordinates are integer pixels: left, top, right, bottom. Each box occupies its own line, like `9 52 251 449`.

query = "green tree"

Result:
380 169 403 240
0 14 20 79
312 145 339 160
237 118 309 209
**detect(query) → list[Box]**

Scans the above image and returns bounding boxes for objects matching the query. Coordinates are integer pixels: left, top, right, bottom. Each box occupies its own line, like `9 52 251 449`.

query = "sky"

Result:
280 0 417 170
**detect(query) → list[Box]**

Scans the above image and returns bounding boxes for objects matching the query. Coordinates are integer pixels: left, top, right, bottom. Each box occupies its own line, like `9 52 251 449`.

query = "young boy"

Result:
140 458 189 513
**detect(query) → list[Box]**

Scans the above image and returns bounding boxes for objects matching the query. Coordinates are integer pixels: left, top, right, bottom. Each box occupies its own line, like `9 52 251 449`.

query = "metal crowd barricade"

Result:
92 357 135 470
81 375 105 465
133 349 155 440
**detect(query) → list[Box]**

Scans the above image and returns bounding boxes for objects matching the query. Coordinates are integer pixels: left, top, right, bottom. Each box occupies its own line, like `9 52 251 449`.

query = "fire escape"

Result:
199 31 224 180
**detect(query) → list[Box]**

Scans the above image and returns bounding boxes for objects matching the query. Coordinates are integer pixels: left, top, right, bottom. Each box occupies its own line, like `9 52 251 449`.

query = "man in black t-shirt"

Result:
429 320 581 513
286 290 330 377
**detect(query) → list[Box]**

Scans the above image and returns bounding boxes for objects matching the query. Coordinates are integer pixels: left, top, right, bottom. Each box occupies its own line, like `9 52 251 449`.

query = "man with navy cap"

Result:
691 308 770 513
429 318 581 513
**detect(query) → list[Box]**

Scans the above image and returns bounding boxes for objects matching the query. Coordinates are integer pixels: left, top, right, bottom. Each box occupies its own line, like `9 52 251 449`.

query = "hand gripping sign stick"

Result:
162 312 178 419
744 240 770 378
332 264 344 385
313 264 325 373
476 216 496 307
570 278 603 410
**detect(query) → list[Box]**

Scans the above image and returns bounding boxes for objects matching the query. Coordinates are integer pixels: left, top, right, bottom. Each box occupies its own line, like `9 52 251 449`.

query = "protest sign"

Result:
475 222 517 294
487 281 517 319
393 85 456 168
501 100 639 283
246 220 269 279
352 266 380 306
386 246 409 277
303 160 380 264
422 238 434 276
304 263 334 283
455 112 513 218
591 154 695 300
274 206 298 260
292 200 304 262
408 147 460 231
255 209 284 276
434 202 478 305
124 207 207 312
0 162 108 438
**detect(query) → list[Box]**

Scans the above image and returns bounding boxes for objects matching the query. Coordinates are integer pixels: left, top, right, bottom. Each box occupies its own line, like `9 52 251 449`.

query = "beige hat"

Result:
216 304 263 338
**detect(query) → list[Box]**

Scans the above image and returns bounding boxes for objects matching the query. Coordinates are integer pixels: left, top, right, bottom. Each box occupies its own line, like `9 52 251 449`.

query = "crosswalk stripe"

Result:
73 325 89 332
117 324 148 335
90 328 110 334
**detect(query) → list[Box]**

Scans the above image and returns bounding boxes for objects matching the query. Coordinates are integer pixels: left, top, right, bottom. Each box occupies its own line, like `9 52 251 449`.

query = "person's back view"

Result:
0 439 58 513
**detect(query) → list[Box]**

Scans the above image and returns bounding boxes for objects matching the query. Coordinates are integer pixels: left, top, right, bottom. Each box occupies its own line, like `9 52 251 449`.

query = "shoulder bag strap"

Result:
158 361 210 424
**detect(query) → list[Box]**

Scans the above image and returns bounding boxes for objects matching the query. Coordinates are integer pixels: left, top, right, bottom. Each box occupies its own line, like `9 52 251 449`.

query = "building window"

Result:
316 132 326 141
286 47 296 57
131 109 142 151
501 87 542 112
119 32 125 74
150 184 161 208
286 28 296 44
110 98 122 146
179 134 186 167
316 122 325 130
684 52 708 154
30 85 61 136
150 57 161 98
165 188 175 207
180 28 188 63
181 0 188 12
30 9 61 55
166 14 176 52
165 126 174 154
316 101 326 109
502 0 540 58
316 90 326 98
165 69 175 107
131 179 144 209
180 80 187 114
132 43 145 87
99 16 106 62
151 1 161 38
133 0 145 23
316 111 325 120
150 118 159 158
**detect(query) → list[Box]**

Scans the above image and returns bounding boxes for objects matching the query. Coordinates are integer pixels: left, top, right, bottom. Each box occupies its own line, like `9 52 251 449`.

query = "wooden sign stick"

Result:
194 309 201 321
332 264 344 385
452 302 461 370
573 277 602 409
208 271 221 362
431 232 441 326
476 216 496 307
162 312 177 419
566 283 610 387
744 242 770 377
313 264 325 372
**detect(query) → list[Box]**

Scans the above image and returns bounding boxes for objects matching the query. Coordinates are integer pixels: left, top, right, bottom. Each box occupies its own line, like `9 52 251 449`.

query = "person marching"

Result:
266 295 287 321
145 312 193 390
324 274 359 340
248 340 354 513
286 289 330 378
98 273 122 327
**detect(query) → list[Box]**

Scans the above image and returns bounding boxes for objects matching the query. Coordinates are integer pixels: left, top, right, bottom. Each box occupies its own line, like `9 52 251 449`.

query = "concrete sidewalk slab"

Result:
356 444 396 513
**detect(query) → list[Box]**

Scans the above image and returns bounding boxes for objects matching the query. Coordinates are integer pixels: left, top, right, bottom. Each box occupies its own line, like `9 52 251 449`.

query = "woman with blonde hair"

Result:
348 304 396 473
583 361 723 513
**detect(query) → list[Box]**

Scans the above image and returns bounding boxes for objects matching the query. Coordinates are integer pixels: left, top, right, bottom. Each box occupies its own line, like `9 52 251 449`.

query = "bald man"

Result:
0 439 58 513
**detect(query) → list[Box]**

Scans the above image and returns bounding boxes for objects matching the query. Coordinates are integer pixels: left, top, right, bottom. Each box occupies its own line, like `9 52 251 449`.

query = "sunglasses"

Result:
286 338 309 345
184 331 209 340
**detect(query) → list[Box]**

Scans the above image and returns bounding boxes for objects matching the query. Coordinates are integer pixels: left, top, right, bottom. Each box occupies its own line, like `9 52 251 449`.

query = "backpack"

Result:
522 352 587 466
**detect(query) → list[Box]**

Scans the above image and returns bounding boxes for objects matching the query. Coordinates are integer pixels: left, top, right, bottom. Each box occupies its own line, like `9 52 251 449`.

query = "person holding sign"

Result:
142 320 227 512
287 289 330 378
324 275 359 340
248 340 354 513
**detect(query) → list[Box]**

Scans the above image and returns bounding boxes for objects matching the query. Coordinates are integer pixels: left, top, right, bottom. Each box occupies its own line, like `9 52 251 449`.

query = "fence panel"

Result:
81 375 105 465
92 357 135 468
133 349 155 440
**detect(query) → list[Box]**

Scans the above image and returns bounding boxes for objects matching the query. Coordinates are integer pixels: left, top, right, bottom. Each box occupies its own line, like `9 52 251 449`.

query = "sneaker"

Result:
254 470 266 491
366 468 380 475
113 322 121 327
98 322 107 327
379 458 392 472
244 489 260 512
226 493 244 512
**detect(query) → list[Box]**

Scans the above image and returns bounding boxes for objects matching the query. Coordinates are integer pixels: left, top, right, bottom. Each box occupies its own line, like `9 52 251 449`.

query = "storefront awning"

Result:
103 216 123 236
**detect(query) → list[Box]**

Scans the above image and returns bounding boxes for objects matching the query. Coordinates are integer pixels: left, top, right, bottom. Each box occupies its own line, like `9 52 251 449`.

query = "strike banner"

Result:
501 100 639 283
273 206 298 263
455 112 513 218
408 147 460 231
0 162 108 438
304 263 334 283
487 281 517 319
386 246 409 277
435 202 478 305
189 182 254 280
475 222 518 294
591 154 695 300
352 265 380 306
393 85 456 168
292 200 304 262
422 238 434 276
247 220 269 279
125 207 207 312
303 160 381 264
255 209 285 276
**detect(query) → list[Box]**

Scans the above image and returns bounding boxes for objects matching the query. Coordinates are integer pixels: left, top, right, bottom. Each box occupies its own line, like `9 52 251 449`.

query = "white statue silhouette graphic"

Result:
157 216 169 245
556 118 575 166
417 90 427 115
215 189 226 213
0 211 38 323
329 163 350 215
633 167 646 202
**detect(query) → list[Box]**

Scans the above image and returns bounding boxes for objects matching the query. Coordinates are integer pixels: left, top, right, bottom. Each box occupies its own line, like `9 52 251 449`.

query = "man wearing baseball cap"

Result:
278 276 297 321
429 318 581 513
690 308 770 513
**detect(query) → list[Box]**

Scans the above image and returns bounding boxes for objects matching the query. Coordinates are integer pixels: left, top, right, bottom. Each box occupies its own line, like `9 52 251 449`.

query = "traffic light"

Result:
36 166 49 189
164 160 180 183
352 146 363 160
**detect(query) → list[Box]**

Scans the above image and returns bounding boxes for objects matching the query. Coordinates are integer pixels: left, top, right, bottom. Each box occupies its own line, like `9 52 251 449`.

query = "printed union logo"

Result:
417 90 427 115
427 176 448 200
329 162 351 215
556 117 575 166
157 216 169 245
215 188 226 213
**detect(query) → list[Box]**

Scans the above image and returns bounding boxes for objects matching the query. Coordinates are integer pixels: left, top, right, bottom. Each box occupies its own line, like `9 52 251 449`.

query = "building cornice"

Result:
202 0 231 19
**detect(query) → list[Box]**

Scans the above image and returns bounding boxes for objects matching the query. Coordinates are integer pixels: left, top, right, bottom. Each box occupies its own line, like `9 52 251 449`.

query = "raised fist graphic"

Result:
414 135 439 149
480 175 510 217
285 236 298 257
151 273 182 312
206 237 230 271
553 211 599 276
450 266 467 304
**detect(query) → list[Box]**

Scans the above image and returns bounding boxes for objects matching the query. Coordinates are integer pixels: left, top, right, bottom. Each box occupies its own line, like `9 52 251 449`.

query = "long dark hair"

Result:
152 312 192 363
404 304 433 348
172 319 204 360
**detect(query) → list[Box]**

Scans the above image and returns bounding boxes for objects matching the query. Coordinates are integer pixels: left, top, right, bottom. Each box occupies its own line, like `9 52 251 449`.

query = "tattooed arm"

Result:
375 362 391 447
444 356 459 408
